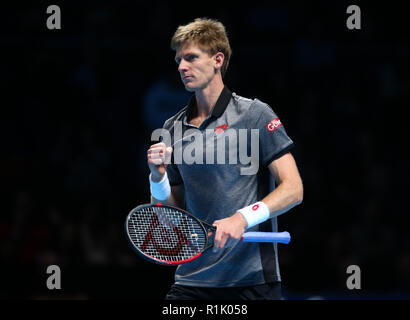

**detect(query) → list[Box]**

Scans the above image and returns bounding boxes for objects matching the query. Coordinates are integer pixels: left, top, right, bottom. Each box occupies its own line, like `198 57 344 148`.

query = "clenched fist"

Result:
147 142 173 182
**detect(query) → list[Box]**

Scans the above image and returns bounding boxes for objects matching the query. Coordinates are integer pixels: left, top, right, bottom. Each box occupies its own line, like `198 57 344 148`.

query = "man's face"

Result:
175 43 219 92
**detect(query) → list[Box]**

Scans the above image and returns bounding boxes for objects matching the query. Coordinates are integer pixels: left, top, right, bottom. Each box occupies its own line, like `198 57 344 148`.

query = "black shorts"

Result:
165 282 282 300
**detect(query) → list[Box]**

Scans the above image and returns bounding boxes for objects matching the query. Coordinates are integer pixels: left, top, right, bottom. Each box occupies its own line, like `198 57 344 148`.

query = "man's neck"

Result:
194 78 224 119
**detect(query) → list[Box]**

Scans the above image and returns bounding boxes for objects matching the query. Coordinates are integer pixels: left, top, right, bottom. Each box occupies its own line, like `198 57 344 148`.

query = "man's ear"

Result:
214 52 225 70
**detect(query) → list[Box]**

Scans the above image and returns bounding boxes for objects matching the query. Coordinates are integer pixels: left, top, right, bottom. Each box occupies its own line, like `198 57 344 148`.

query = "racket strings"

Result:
128 207 206 263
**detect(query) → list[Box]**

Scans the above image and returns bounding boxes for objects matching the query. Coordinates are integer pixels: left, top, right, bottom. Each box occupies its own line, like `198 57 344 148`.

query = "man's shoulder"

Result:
231 92 253 106
231 92 273 115
162 105 188 130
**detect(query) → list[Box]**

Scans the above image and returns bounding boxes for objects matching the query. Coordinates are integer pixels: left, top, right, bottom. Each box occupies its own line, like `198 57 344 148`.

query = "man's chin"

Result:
184 83 196 92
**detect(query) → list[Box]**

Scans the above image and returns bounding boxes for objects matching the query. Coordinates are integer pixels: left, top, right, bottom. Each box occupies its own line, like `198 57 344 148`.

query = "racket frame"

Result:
125 203 215 266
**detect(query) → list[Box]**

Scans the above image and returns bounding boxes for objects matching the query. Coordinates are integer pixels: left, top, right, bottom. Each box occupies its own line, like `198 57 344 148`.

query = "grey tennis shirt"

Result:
162 86 294 287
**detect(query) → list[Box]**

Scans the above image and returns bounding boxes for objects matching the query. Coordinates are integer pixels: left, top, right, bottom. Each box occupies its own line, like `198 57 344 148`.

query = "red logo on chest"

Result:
214 124 228 134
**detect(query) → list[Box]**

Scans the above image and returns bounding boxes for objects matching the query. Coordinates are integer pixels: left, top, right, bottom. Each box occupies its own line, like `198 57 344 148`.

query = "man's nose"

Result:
178 59 188 72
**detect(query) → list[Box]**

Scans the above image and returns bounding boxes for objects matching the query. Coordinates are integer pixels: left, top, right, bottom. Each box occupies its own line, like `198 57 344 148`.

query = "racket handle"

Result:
242 231 291 244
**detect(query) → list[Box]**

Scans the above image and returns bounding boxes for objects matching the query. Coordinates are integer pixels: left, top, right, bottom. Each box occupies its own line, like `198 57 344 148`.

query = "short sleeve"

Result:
251 100 294 167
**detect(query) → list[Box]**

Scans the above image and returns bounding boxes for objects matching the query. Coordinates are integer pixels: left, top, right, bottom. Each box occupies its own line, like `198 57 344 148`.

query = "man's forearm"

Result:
261 180 303 218
150 185 185 208
150 194 178 206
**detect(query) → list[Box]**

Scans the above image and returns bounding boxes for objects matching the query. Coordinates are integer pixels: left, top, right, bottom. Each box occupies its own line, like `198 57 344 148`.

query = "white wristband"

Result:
238 202 270 229
149 172 171 201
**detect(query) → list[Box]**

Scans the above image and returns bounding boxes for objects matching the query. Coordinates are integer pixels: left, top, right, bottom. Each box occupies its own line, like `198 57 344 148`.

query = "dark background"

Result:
1 1 409 300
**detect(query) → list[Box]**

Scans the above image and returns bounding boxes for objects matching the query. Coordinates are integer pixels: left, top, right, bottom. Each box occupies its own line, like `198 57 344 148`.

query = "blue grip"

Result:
242 231 291 244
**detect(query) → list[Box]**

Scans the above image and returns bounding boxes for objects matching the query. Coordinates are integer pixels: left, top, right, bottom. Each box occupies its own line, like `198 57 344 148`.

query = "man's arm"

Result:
151 184 185 208
148 142 185 208
261 152 303 217
212 152 303 249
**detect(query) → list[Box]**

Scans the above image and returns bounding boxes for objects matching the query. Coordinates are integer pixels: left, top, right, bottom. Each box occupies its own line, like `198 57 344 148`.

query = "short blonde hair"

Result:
171 18 232 76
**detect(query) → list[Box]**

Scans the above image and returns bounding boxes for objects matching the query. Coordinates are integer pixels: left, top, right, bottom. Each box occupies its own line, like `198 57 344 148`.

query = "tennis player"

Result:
147 18 303 300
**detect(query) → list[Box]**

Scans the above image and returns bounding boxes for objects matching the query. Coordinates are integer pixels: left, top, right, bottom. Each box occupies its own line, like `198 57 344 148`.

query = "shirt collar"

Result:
185 86 232 121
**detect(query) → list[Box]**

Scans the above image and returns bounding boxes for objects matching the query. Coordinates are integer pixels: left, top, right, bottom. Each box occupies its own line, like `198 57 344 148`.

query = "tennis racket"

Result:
125 203 291 266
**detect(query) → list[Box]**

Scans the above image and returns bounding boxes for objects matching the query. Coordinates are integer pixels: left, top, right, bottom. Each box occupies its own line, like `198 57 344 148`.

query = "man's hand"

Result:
211 212 248 251
147 142 173 182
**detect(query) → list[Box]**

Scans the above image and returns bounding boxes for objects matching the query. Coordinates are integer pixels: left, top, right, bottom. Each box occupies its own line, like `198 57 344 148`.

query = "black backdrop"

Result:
1 1 409 300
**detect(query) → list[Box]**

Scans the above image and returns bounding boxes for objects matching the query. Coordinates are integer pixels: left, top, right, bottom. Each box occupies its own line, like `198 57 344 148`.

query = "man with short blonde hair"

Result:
147 17 303 300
